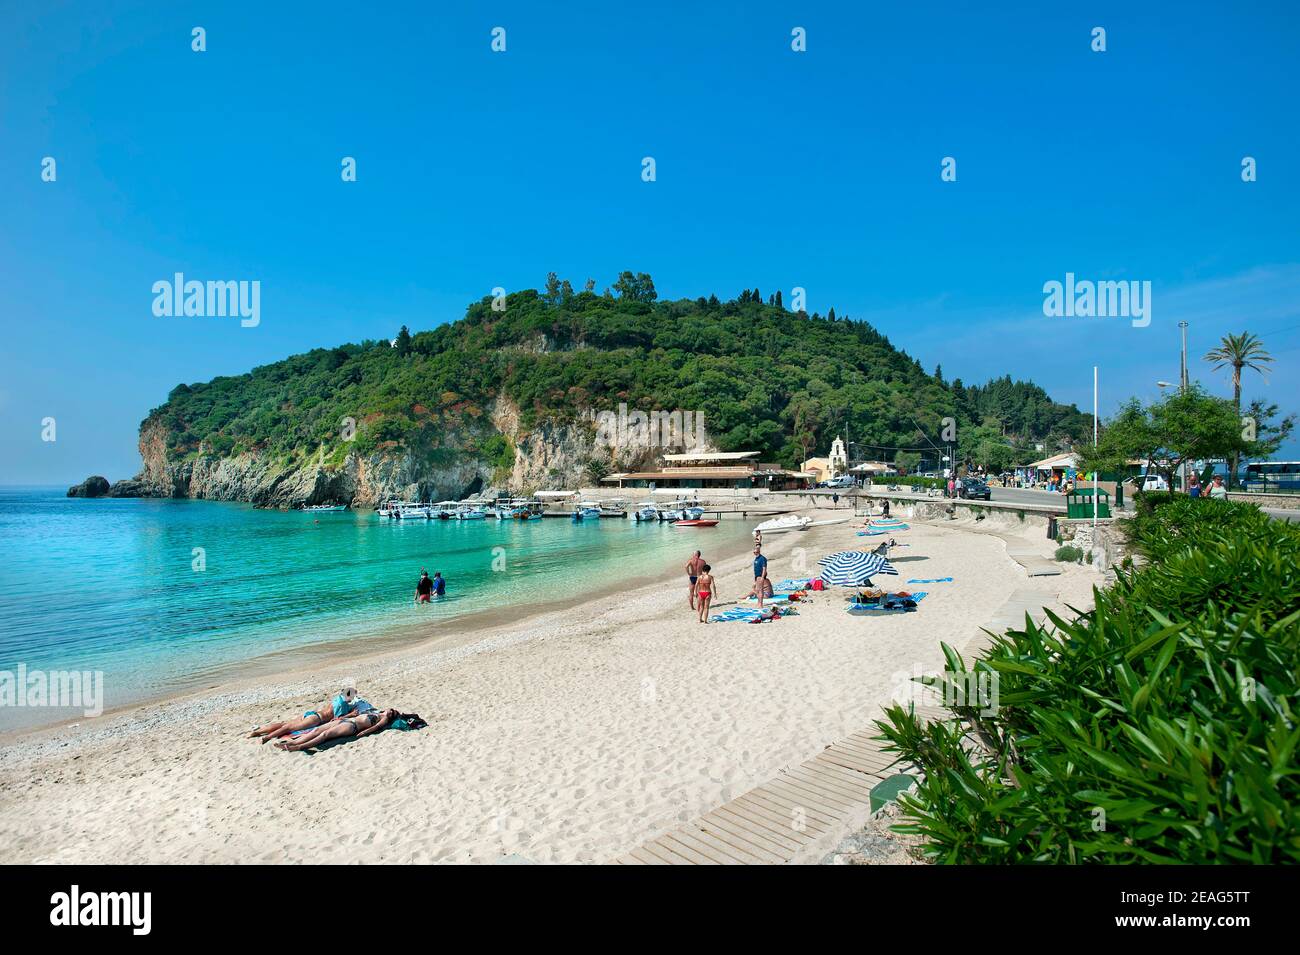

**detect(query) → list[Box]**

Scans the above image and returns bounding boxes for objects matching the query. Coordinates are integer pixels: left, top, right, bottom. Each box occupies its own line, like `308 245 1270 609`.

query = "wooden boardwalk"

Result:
612 704 947 865
613 587 1063 865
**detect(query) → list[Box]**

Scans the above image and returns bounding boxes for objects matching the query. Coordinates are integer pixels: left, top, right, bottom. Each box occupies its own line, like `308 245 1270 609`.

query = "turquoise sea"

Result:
0 488 752 729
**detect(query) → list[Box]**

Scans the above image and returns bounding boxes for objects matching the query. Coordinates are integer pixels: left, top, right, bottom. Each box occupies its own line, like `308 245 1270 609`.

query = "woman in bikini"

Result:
246 687 359 744
275 707 399 751
694 564 717 624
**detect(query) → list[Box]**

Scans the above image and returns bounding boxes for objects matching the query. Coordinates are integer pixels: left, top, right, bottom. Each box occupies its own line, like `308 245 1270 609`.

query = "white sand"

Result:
0 508 1098 864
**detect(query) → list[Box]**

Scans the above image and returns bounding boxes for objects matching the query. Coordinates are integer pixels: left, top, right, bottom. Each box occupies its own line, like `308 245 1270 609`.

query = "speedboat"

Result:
302 503 347 512
673 518 718 527
753 514 812 534
632 502 659 522
455 504 488 520
571 502 601 521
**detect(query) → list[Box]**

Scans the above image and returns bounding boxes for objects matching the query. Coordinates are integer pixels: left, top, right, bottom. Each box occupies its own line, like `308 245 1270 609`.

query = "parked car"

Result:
960 478 992 501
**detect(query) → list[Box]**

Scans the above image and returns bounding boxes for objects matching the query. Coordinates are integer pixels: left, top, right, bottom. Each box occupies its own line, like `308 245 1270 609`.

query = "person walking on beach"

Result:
415 570 434 604
694 564 717 623
752 544 768 582
685 550 705 609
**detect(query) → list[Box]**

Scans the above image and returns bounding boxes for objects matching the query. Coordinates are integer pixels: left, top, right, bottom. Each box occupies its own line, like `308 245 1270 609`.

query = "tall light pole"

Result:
1178 321 1190 491
1178 321 1189 390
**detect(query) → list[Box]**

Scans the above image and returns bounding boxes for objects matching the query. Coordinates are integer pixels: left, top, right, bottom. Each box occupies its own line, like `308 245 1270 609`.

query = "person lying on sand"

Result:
275 707 400 751
246 687 360 744
747 570 774 607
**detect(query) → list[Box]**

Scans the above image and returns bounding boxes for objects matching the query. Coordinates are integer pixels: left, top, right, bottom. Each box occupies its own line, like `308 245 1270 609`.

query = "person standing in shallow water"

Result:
414 570 433 604
685 550 705 609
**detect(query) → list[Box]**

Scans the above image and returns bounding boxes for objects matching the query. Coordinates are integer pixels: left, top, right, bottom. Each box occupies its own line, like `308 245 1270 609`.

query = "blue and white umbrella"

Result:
817 550 898 586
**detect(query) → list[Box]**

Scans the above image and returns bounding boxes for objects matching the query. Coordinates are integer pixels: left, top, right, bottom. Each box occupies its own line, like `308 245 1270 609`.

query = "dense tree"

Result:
147 273 1095 474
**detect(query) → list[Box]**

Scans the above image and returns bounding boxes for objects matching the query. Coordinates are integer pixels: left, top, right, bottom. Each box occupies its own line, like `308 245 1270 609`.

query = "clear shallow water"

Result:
0 488 751 728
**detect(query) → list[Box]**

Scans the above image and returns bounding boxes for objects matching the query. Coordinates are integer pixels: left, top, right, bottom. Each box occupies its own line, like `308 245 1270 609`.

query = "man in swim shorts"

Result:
415 570 433 603
685 550 705 609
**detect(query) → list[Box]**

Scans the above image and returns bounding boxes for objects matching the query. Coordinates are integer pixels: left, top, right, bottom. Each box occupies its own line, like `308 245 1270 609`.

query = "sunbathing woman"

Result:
246 687 360 744
275 707 399 751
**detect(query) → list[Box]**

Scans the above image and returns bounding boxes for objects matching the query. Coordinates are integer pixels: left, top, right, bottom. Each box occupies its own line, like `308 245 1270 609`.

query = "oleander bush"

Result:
876 496 1300 863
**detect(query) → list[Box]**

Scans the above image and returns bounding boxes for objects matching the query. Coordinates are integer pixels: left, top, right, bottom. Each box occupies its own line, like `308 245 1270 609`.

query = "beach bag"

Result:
811 578 824 591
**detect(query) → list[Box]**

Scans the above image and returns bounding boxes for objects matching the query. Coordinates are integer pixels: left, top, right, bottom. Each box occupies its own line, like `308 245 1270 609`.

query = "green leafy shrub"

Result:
877 499 1300 863
1054 545 1084 563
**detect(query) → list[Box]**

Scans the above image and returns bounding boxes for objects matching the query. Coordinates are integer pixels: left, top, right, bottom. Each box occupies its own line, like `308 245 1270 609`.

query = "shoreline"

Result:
0 520 755 745
0 509 1101 864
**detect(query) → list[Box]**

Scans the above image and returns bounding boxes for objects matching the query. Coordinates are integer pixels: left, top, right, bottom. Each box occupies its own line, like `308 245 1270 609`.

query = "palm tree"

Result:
1204 332 1273 487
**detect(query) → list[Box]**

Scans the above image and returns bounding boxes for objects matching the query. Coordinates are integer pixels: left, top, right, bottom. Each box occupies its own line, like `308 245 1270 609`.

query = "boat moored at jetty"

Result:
571 502 602 521
632 502 659 522
455 503 488 520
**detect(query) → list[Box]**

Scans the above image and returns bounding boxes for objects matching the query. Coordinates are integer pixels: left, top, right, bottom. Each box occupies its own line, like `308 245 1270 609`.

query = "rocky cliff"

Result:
82 396 682 507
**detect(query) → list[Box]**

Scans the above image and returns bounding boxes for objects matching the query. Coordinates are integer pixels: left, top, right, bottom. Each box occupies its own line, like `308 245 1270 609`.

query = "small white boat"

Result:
303 503 347 512
455 504 488 520
598 499 628 518
632 502 659 522
377 500 402 519
572 502 602 521
396 502 432 520
753 514 812 534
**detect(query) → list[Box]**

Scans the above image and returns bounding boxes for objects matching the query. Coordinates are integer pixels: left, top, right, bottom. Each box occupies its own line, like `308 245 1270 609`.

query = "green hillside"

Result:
147 273 1092 472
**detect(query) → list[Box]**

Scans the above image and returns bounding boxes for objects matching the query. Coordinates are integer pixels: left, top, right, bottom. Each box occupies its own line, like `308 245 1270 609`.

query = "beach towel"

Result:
774 578 813 591
744 594 791 603
846 591 928 614
711 607 764 623
857 530 888 537
906 577 953 584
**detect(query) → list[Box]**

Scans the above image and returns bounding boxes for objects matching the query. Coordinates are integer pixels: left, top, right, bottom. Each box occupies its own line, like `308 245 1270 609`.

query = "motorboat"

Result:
455 503 488 520
753 514 812 534
632 502 659 522
673 519 718 527
302 503 347 512
571 502 602 521
598 499 628 518
432 501 458 519
395 502 432 520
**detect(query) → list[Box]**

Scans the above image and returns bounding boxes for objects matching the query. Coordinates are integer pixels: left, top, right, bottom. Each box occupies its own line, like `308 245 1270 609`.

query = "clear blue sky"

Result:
3 0 1298 484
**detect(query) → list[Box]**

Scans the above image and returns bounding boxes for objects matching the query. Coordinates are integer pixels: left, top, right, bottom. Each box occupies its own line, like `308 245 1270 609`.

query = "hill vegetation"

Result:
147 272 1093 472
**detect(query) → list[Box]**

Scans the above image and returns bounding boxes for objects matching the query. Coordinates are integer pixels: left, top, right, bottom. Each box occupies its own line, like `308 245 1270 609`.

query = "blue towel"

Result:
857 531 887 537
744 594 791 603
711 607 764 622
774 578 812 591
906 577 953 584
846 591 928 613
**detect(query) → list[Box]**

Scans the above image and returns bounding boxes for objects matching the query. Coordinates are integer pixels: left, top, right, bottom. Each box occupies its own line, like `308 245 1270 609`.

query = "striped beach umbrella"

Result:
817 550 898 586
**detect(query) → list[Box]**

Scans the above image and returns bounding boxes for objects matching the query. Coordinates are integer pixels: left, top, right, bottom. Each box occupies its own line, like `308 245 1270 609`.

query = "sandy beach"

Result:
0 506 1099 864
